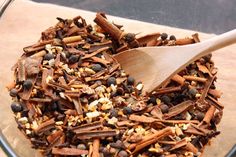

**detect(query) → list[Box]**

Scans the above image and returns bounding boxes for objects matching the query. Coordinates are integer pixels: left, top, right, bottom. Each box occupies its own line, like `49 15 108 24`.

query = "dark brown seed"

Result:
109 108 118 118
44 53 54 60
91 64 102 72
160 104 169 113
116 87 124 95
148 96 157 104
127 76 135 85
110 147 117 154
110 140 125 149
118 150 128 157
161 33 168 40
11 102 23 112
169 35 176 40
69 55 79 64
189 88 198 97
102 147 111 156
116 140 125 149
107 77 116 86
124 33 136 43
161 95 171 104
123 107 132 114
196 112 205 121
9 88 18 97
23 79 33 90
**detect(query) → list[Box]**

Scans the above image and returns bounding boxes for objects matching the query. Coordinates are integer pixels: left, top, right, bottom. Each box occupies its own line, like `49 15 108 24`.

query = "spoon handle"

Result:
202 29 236 53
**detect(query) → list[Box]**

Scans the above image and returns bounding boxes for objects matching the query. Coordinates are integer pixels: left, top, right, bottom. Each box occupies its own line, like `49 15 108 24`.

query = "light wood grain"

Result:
0 0 235 157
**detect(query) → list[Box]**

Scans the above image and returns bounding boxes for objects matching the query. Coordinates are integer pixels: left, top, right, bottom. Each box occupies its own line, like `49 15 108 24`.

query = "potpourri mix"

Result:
7 13 224 157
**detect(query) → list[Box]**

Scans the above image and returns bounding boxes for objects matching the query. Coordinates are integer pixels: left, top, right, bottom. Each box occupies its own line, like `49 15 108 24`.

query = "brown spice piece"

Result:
42 68 54 97
185 142 198 154
91 139 100 157
170 139 188 151
129 114 156 123
89 41 112 53
18 76 37 100
29 97 52 103
24 57 41 76
47 130 63 143
30 50 47 58
196 62 212 76
76 130 117 139
192 33 200 43
150 106 163 119
47 80 70 90
34 118 55 135
17 59 26 81
208 89 222 98
90 56 110 66
52 147 88 156
206 95 224 110
198 76 216 103
163 100 194 119
165 154 177 157
129 114 199 124
203 106 216 124
185 127 204 136
171 74 185 86
82 47 109 59
130 127 174 154
72 98 83 115
183 75 207 83
23 44 47 54
116 120 135 127
62 35 82 44
175 38 194 45
71 121 103 133
131 101 147 112
153 86 182 95
94 13 123 40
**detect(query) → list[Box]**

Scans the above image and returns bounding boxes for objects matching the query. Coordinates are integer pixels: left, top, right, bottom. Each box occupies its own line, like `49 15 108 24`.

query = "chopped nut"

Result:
86 111 101 119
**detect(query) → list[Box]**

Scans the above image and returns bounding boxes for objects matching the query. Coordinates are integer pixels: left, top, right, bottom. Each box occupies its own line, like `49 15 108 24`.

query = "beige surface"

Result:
0 148 6 157
0 0 235 156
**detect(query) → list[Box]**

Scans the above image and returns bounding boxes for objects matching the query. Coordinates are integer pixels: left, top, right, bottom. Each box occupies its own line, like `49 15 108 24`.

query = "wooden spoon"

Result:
114 29 236 93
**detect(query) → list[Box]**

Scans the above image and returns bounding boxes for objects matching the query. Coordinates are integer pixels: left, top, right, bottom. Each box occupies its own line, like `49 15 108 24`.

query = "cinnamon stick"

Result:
91 139 100 157
153 86 182 95
94 13 123 40
130 127 174 154
52 147 88 156
203 106 216 124
76 130 117 139
175 38 194 45
171 74 185 85
163 100 194 119
183 75 207 83
71 121 103 133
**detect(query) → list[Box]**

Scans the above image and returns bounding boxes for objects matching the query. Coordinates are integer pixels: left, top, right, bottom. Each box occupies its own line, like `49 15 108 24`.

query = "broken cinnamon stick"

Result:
52 147 88 156
94 13 123 40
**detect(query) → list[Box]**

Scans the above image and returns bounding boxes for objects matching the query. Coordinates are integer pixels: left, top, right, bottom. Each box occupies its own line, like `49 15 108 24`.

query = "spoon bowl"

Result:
114 29 236 93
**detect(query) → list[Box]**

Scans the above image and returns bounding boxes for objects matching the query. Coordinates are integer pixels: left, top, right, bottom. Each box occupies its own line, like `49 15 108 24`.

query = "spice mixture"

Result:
7 13 224 157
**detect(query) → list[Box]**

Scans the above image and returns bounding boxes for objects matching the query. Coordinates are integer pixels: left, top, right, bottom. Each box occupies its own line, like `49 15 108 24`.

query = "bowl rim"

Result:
0 0 18 156
0 130 18 157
